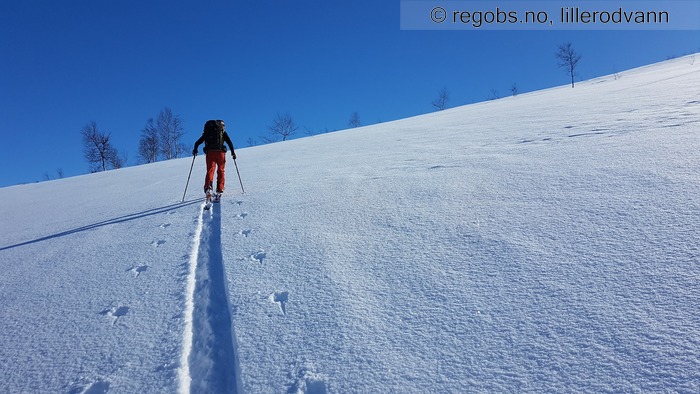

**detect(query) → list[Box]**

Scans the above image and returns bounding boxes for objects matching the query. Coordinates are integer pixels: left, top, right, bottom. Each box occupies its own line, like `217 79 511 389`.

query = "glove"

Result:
192 149 198 156
231 151 237 160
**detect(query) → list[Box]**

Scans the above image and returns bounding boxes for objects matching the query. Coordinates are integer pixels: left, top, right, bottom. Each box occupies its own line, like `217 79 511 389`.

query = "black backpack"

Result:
203 120 225 150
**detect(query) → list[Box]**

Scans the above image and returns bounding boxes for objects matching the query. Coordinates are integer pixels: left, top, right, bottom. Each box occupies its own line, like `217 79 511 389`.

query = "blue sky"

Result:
1 0 698 187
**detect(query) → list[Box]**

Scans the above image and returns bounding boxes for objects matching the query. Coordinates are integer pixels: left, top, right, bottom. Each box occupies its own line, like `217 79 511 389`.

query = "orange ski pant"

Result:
204 151 226 193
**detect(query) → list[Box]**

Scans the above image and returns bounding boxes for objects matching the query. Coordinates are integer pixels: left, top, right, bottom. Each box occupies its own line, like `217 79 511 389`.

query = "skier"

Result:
192 119 236 201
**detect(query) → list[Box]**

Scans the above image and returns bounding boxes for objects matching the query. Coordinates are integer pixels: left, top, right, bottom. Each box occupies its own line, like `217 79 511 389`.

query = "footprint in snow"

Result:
99 306 129 325
68 378 110 394
239 229 252 238
250 251 266 264
236 212 248 219
270 291 289 316
126 265 148 278
151 240 166 247
83 380 110 394
159 223 171 229
287 365 328 394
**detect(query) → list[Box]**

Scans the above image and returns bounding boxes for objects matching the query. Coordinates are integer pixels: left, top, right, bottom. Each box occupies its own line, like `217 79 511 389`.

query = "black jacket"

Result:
194 131 235 153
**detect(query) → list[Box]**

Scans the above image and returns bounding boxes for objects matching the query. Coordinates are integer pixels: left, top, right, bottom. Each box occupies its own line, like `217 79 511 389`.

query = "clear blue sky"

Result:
1 0 698 187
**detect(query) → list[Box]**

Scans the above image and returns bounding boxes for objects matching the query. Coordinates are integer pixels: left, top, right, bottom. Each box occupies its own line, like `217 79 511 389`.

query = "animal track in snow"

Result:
250 250 266 264
287 365 328 394
99 305 129 325
239 229 252 238
68 378 110 394
151 240 166 247
126 265 148 278
270 291 289 316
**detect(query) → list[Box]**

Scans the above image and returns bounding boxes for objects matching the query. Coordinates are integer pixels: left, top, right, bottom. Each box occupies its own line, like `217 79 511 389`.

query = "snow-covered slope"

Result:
1 54 699 393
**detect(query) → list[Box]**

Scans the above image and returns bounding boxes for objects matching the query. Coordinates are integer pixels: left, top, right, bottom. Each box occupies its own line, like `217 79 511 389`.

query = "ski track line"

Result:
178 202 204 394
179 201 240 394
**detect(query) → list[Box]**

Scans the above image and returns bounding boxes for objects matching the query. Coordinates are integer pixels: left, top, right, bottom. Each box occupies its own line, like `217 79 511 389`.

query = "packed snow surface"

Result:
1 55 699 393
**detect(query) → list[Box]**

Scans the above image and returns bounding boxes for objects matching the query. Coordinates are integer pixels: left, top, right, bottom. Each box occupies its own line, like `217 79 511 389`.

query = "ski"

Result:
203 190 222 210
203 189 213 210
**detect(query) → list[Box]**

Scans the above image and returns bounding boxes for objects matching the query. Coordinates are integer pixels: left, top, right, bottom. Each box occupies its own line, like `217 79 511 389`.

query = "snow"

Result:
1 54 699 393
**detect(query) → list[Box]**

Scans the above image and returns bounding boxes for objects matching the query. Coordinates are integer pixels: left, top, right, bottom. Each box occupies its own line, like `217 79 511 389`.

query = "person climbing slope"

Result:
192 119 236 201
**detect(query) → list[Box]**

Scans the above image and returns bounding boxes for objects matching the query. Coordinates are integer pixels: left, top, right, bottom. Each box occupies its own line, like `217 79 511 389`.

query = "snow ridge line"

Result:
179 201 240 394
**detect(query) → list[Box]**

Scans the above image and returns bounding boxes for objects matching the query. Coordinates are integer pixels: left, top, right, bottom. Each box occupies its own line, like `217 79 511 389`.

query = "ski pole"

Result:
182 155 196 202
233 158 245 194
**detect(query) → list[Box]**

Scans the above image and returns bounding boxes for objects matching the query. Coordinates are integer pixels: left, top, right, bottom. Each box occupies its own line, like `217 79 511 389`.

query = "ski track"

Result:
180 201 240 394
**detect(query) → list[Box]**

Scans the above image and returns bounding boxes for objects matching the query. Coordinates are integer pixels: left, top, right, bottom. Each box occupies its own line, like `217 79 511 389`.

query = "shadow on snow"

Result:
0 199 202 252
189 202 240 394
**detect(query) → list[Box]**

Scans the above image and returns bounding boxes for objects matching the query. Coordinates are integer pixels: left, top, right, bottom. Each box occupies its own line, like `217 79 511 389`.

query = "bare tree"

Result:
303 126 317 136
156 108 185 159
138 118 159 163
111 150 127 169
43 168 65 181
613 67 621 81
488 89 501 100
348 112 361 128
246 137 257 147
432 87 450 111
556 42 582 88
259 134 279 144
81 121 120 172
510 83 519 96
267 112 298 142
